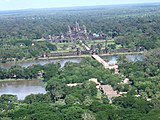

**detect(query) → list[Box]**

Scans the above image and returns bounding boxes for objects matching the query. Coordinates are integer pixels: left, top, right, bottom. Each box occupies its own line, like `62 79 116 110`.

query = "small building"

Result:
89 78 101 85
89 78 101 89
123 78 130 84
100 85 120 99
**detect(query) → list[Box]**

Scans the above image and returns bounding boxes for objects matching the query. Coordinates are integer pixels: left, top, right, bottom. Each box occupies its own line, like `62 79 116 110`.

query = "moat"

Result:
0 54 143 69
0 54 143 100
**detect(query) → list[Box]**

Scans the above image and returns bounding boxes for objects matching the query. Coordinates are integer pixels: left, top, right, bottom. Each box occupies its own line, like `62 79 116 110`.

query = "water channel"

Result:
0 55 143 100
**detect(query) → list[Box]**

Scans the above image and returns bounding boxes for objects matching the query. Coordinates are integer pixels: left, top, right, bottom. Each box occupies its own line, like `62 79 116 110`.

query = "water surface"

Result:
0 55 143 99
0 58 82 69
103 54 143 64
0 55 142 69
0 80 46 100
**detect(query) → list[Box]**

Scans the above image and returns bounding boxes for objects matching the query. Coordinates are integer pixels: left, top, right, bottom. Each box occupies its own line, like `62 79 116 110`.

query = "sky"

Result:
0 0 159 11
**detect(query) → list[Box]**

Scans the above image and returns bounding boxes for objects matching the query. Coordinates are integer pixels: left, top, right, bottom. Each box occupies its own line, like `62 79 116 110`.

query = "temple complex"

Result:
47 22 107 43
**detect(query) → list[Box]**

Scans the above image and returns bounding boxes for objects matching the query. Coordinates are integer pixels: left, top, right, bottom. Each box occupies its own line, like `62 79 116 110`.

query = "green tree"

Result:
46 81 66 102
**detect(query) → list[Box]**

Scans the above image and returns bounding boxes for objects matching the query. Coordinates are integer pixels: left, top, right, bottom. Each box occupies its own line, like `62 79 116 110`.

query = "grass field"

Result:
52 43 77 52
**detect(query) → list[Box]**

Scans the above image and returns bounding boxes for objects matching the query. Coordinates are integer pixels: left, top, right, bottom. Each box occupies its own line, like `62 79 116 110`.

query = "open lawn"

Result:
52 43 77 52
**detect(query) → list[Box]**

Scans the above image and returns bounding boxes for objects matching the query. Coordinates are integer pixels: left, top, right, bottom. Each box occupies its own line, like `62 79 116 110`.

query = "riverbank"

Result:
0 79 46 100
0 52 144 64
0 51 144 69
0 78 42 82
38 52 144 60
38 54 90 60
99 51 144 57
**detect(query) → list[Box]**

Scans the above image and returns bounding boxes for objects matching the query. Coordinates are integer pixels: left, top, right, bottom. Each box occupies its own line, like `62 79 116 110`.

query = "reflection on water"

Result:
104 54 143 64
0 55 143 100
0 80 46 100
0 58 81 100
0 55 143 69
107 56 118 64
0 58 82 69
126 54 143 62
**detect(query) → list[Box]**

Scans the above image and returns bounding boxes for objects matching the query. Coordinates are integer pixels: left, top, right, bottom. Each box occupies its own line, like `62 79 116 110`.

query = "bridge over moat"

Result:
80 40 119 73
91 54 109 68
92 54 119 74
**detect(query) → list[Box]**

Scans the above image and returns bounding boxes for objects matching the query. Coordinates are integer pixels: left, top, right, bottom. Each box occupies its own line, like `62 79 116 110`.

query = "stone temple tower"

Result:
68 25 72 34
75 22 80 32
83 25 87 34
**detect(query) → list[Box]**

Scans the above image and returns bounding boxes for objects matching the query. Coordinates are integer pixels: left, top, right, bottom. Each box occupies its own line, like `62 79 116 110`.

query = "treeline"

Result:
0 4 160 47
0 62 60 80
0 57 120 86
0 86 155 120
0 53 159 119
1 4 160 61
118 48 160 109
0 4 160 119
0 41 57 62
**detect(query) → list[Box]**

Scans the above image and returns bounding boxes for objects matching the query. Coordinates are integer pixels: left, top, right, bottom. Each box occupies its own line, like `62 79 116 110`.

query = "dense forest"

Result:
0 50 160 119
1 4 160 61
0 3 160 120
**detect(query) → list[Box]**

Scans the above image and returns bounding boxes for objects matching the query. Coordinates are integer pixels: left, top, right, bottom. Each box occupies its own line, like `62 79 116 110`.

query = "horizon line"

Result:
0 2 159 12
